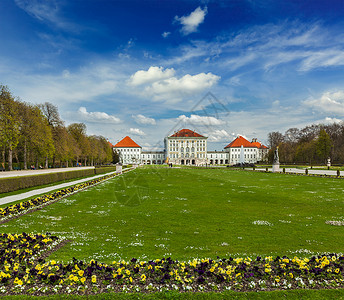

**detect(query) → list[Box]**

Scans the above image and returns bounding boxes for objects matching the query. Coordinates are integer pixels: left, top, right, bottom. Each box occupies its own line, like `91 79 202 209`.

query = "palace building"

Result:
112 129 268 165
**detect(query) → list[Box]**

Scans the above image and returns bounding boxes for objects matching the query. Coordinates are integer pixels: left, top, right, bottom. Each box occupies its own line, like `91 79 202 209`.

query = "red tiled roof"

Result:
108 141 114 148
251 141 268 149
224 136 256 148
114 136 141 148
170 129 205 138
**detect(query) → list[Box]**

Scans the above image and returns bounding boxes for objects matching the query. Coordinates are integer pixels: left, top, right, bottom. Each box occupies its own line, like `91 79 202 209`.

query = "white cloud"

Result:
177 114 225 126
132 114 156 125
303 90 344 115
7 61 123 105
14 0 78 32
207 129 234 142
128 66 175 86
174 6 208 35
324 117 343 124
146 72 220 101
129 128 146 136
162 32 171 38
77 107 121 123
299 50 344 71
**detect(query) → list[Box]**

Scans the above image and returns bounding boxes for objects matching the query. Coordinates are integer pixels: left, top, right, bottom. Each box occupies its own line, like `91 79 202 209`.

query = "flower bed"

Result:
0 168 133 223
0 233 343 295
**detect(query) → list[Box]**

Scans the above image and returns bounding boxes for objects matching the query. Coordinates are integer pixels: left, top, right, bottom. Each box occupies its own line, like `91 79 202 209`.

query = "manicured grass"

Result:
2 289 344 299
1 168 343 263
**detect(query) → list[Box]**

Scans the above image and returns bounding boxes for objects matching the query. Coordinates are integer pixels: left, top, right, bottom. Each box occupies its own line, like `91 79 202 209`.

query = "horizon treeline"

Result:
267 123 344 165
0 85 114 171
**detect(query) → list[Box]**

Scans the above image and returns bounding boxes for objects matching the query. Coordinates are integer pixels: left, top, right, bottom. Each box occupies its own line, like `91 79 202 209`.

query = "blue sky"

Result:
1 0 344 150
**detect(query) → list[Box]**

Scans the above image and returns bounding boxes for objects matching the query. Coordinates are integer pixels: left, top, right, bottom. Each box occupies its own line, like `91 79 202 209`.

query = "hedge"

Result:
94 166 117 174
0 169 96 194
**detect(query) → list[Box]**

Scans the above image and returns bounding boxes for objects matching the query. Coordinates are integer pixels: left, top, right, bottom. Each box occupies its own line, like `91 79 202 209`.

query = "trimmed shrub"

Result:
94 166 117 175
0 169 95 194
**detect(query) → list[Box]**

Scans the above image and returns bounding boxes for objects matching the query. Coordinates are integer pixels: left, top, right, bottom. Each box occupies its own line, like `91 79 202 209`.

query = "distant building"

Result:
165 129 208 165
110 130 268 165
224 136 268 164
113 136 142 164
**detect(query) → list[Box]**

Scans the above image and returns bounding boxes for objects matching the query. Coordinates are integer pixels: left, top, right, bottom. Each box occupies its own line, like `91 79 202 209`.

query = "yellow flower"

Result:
78 270 84 277
129 276 133 283
289 273 293 279
80 277 86 284
91 275 97 283
141 274 146 281
335 268 340 274
14 277 23 286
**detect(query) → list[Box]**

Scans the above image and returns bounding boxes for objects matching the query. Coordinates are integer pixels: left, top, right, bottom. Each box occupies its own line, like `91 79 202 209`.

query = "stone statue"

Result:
273 147 279 164
272 147 280 172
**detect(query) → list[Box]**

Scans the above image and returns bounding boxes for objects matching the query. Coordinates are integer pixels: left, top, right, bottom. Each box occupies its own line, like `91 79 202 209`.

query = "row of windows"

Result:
142 154 164 159
231 148 256 152
169 140 206 145
170 153 206 159
118 148 140 153
232 154 256 159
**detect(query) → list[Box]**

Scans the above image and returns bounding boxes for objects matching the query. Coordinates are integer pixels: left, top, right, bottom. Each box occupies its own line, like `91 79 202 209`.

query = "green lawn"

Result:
1 167 343 263
2 289 344 299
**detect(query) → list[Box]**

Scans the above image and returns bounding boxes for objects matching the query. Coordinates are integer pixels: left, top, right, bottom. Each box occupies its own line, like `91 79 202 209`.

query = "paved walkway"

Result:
0 166 95 178
255 167 340 176
0 169 130 206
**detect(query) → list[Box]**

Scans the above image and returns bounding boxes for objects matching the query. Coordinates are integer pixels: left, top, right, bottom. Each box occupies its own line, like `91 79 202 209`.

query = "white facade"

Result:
112 131 268 165
166 129 208 165
141 151 165 165
226 147 258 164
116 147 141 164
207 151 229 165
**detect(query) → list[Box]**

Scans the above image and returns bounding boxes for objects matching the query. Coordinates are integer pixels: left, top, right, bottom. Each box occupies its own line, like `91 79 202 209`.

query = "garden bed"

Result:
0 233 343 296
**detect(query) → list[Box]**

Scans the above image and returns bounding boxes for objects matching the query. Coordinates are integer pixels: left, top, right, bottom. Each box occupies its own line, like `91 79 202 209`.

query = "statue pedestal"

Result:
272 163 280 173
116 163 122 174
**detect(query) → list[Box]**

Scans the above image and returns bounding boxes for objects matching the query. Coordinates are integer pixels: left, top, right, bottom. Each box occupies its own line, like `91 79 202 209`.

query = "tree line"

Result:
267 123 344 165
0 85 115 171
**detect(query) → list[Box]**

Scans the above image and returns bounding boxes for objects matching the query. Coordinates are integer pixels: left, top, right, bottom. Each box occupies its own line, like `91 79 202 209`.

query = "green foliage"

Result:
0 85 21 170
316 129 333 162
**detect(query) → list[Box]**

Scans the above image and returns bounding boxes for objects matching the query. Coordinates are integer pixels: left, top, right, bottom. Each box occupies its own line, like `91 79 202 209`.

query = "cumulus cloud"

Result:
175 6 208 35
303 90 344 115
128 66 175 86
128 66 220 102
132 114 156 125
129 128 146 136
146 72 220 101
207 129 234 142
77 107 121 123
177 114 225 126
324 117 343 124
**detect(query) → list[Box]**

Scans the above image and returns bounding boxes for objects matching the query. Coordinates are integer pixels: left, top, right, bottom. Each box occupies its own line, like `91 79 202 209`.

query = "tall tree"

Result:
39 102 64 128
268 131 284 149
316 128 333 164
68 123 87 166
0 85 21 170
